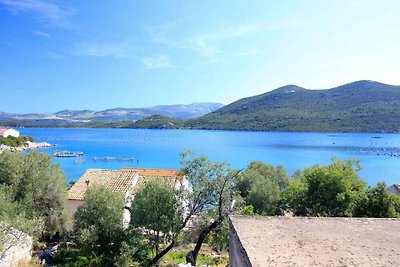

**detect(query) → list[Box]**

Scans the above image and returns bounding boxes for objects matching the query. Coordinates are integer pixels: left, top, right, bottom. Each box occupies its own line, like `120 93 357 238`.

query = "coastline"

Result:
0 141 52 152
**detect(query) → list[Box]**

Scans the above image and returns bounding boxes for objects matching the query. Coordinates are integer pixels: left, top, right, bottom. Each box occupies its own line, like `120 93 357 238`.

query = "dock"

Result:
92 156 138 163
54 151 84 157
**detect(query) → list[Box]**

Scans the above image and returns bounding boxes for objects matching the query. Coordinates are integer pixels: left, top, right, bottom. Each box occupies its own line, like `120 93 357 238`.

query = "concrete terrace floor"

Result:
230 216 400 267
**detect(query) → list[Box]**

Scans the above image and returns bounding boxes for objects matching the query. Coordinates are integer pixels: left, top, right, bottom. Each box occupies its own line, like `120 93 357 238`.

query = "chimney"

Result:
85 180 90 186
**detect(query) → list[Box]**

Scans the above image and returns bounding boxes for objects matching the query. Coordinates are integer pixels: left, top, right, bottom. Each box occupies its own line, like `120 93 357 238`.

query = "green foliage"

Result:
0 186 44 238
74 186 125 258
235 161 288 215
354 182 400 218
74 185 149 265
52 248 102 267
206 220 229 252
0 151 70 237
180 150 232 215
130 177 183 253
0 135 33 147
185 81 400 132
284 159 366 216
236 205 255 215
130 115 185 129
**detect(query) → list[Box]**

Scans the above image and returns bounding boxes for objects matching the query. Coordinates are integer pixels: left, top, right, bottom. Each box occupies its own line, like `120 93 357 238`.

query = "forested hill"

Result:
185 80 400 132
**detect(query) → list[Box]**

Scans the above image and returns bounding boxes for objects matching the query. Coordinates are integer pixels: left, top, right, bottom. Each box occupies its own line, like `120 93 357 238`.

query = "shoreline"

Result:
0 141 52 152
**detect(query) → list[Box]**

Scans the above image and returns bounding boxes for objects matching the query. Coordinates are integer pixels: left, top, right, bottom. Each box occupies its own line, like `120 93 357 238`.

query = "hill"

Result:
185 80 400 132
130 115 184 129
0 103 223 124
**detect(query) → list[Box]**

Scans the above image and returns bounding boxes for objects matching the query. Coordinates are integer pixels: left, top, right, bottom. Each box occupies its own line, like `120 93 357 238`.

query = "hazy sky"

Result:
1 0 399 113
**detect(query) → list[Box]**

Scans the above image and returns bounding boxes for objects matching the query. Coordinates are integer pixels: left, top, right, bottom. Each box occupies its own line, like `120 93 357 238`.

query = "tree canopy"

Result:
0 151 70 237
130 177 183 254
235 161 288 215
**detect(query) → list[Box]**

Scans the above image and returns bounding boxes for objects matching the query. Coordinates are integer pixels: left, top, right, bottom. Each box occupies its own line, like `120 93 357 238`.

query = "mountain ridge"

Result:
0 102 224 124
185 80 400 132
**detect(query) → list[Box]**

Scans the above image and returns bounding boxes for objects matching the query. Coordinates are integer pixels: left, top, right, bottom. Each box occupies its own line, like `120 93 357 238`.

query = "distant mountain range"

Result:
2 80 400 132
0 103 224 125
186 80 400 132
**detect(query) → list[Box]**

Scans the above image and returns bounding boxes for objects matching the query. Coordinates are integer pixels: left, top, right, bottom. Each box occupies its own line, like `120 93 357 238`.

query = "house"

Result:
0 128 20 138
388 183 400 195
229 216 400 267
67 168 184 227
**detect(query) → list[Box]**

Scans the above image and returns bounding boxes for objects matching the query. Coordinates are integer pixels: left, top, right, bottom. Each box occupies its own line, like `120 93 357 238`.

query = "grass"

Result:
159 244 228 267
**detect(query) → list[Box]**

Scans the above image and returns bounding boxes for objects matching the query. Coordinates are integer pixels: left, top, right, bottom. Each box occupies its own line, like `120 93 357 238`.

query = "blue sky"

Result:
1 0 399 113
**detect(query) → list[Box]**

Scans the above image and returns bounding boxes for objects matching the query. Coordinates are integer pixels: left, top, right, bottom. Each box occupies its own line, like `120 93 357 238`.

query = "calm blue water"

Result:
17 128 400 186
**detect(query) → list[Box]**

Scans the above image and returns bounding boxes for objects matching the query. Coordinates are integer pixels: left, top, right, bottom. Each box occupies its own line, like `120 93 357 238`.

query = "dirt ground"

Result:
231 216 400 267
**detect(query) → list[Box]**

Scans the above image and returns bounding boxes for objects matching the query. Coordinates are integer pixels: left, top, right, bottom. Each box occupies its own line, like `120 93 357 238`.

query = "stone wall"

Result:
0 228 32 267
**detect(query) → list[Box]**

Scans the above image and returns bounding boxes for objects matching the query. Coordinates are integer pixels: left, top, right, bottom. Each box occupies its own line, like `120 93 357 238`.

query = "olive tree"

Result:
74 186 126 260
130 177 183 255
235 161 288 215
0 151 70 237
283 159 366 216
143 150 240 266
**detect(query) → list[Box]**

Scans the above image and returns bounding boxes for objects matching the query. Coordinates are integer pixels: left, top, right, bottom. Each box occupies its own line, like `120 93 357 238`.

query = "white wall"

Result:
67 199 85 218
1 129 20 138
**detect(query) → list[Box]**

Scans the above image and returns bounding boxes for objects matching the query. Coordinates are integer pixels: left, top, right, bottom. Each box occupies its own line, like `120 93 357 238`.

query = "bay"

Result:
17 128 400 186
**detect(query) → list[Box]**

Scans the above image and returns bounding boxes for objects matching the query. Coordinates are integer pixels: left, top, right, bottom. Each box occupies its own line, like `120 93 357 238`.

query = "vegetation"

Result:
235 159 400 218
235 161 288 215
186 80 400 132
3 81 400 132
0 152 70 262
180 151 240 266
2 149 400 266
128 115 185 129
0 135 33 147
283 159 366 216
61 186 148 266
0 151 70 237
130 178 183 254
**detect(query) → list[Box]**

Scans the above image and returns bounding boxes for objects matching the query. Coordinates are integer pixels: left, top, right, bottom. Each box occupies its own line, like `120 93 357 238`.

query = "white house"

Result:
0 128 20 138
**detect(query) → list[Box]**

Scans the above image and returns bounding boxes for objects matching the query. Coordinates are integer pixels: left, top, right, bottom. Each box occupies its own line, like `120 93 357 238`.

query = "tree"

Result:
181 151 240 266
235 161 288 215
144 150 240 266
130 177 183 255
74 186 127 263
355 182 400 218
0 151 70 237
284 159 366 216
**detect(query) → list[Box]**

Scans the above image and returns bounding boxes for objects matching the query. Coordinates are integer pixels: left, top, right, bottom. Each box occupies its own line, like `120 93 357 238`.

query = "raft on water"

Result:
54 151 84 157
93 156 137 163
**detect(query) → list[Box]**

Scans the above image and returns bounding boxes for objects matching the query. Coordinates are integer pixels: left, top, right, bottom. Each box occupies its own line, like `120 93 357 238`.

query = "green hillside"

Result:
185 80 400 132
130 115 184 129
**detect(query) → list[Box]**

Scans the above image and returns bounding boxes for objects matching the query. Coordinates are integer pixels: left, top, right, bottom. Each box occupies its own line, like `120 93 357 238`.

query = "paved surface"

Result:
230 216 400 267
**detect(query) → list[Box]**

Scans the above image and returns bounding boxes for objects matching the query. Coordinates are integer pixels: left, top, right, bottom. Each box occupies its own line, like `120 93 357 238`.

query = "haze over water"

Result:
18 128 400 186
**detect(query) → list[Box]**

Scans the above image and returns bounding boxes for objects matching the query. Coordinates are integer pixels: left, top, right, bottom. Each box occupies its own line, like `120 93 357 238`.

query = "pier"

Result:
54 151 84 157
92 156 138 163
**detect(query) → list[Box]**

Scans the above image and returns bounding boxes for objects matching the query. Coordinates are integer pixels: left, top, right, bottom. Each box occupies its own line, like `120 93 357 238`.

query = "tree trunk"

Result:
145 211 194 266
186 216 223 266
145 240 175 267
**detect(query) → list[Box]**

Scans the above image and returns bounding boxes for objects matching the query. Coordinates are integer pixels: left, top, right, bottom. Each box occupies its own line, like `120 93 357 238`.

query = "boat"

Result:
53 151 84 157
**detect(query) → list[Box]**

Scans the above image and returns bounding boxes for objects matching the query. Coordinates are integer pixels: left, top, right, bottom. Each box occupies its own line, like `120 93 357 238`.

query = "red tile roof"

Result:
68 169 137 200
68 168 183 201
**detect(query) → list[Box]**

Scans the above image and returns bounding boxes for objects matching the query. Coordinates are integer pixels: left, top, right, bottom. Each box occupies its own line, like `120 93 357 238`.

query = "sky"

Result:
1 0 400 113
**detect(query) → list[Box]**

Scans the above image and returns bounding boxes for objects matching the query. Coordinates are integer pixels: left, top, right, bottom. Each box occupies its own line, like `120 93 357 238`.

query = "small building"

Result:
388 183 400 195
229 216 400 267
67 168 183 227
0 128 20 138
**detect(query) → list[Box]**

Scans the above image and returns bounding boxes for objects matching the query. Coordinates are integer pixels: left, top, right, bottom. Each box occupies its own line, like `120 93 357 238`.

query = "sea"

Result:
17 128 400 186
